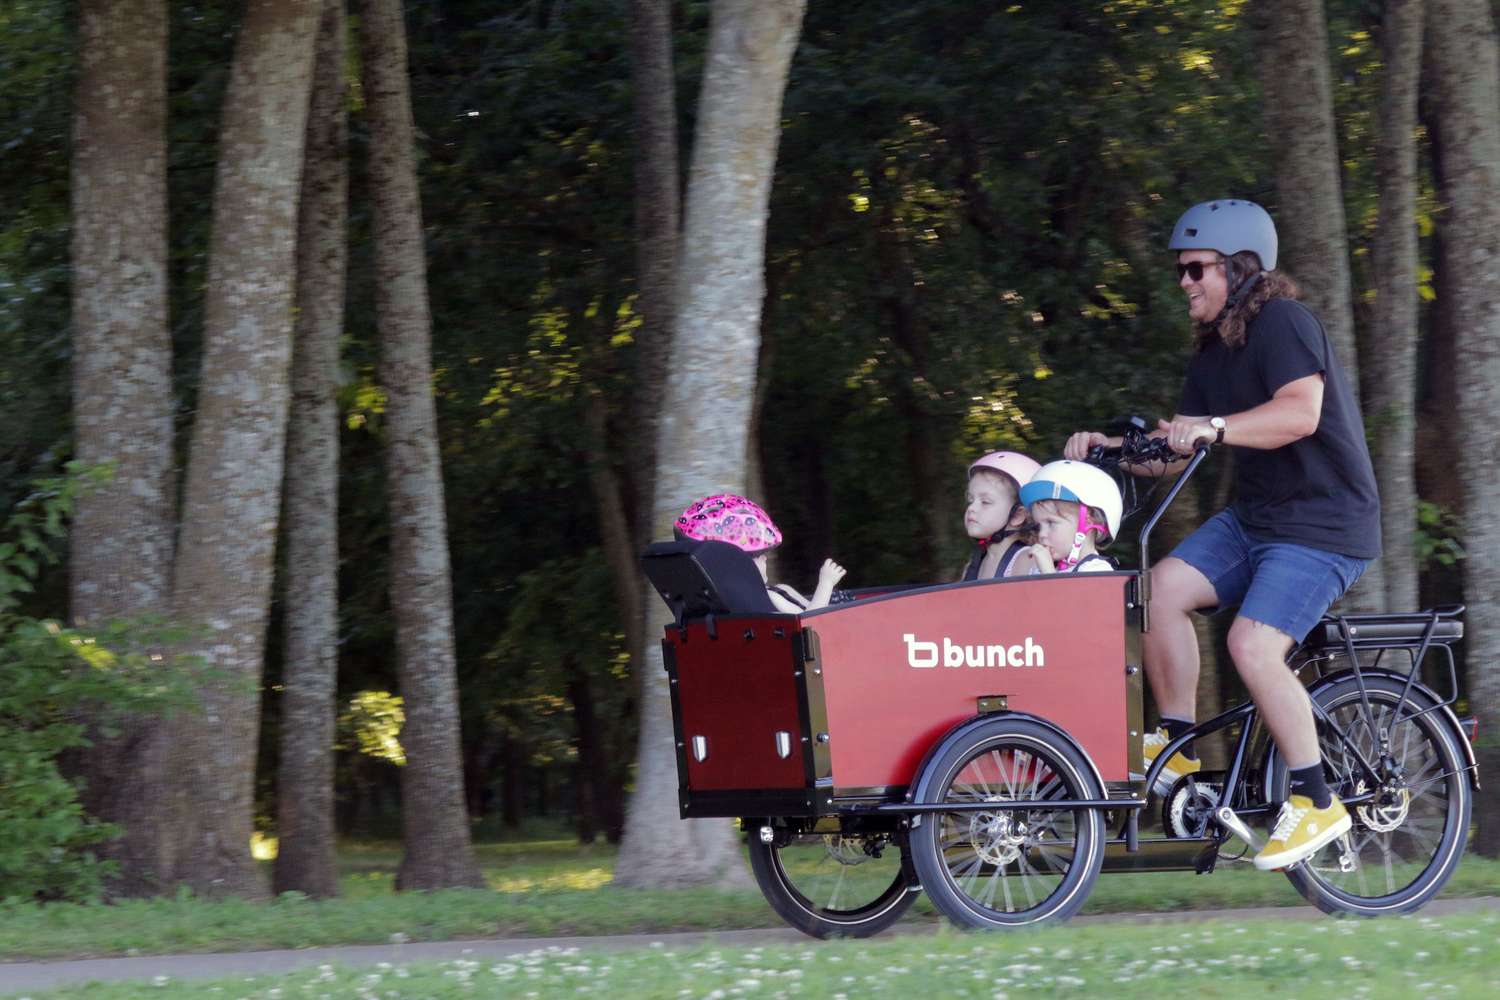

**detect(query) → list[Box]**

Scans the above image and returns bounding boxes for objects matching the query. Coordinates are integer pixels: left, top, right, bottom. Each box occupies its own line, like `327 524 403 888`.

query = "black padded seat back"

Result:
641 539 776 625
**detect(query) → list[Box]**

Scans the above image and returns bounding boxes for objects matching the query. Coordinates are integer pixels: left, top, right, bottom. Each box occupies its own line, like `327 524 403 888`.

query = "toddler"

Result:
1016 460 1122 574
674 494 845 613
961 451 1041 580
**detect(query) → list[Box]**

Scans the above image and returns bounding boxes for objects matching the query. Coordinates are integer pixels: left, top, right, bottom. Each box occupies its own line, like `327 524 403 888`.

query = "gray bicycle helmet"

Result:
1168 199 1278 271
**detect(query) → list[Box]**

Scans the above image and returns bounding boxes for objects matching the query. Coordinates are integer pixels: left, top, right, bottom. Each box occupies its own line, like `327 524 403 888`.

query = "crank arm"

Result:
1214 806 1265 853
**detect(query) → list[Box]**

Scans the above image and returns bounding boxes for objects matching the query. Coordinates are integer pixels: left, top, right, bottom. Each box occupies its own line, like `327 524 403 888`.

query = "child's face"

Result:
1033 499 1084 561
964 473 1018 540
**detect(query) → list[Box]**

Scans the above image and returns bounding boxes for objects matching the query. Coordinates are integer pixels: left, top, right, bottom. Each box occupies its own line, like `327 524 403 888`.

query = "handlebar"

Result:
1078 420 1214 633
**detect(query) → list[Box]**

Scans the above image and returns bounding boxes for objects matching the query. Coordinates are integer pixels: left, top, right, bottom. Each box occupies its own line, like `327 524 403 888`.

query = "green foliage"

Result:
0 468 185 902
1414 499 1466 570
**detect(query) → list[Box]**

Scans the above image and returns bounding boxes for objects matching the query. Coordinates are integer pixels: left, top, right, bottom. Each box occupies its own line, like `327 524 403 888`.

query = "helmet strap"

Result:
976 503 1028 550
1213 268 1264 326
1057 504 1104 572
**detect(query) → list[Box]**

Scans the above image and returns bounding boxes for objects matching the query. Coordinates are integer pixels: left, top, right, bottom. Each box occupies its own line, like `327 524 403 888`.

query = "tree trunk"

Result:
358 0 485 890
875 192 949 580
613 0 807 889
1365 0 1424 615
1255 0 1381 610
67 0 176 898
567 665 604 844
274 0 347 900
1426 0 1500 856
168 0 322 899
627 0 681 548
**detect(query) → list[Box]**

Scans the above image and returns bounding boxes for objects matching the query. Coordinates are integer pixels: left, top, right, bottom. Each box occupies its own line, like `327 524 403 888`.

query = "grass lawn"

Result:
0 837 1496 962
11 909 1499 999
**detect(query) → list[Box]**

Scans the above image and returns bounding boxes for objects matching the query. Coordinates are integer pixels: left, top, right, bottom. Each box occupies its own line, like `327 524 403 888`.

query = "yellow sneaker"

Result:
1143 727 1201 796
1253 795 1352 871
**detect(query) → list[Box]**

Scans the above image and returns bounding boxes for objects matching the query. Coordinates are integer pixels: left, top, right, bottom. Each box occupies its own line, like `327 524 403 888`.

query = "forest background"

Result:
2 0 1499 902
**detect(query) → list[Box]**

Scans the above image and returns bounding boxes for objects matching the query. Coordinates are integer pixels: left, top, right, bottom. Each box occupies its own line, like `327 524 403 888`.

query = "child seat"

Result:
641 539 776 633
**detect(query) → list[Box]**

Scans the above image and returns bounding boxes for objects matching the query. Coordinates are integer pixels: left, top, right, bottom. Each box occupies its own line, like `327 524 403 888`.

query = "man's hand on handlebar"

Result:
1157 417 1215 457
1064 431 1113 461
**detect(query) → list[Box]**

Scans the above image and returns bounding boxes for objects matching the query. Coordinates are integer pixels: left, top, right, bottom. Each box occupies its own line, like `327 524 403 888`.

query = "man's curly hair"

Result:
1193 250 1302 351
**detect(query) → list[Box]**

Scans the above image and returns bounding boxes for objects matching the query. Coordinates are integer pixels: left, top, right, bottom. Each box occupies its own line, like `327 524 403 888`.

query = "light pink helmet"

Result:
674 494 783 553
969 451 1041 492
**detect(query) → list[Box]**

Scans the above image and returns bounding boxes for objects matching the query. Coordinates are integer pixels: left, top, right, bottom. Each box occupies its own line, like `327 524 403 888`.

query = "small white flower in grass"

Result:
153 976 170 986
492 963 518 977
1414 951 1430 959
388 932 409 944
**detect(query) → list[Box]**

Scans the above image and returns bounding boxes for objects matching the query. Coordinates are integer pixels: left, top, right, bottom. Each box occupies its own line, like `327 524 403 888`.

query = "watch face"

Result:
1210 417 1225 429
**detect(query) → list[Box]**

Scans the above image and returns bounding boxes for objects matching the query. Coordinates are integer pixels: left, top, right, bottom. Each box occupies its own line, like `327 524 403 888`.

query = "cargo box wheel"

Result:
909 716 1105 928
746 827 918 938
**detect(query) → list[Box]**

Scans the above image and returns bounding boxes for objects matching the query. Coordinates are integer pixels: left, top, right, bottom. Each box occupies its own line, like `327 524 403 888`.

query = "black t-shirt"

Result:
1179 298 1381 559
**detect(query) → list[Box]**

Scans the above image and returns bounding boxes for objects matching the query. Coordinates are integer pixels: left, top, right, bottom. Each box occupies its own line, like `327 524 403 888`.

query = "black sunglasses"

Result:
1176 259 1223 282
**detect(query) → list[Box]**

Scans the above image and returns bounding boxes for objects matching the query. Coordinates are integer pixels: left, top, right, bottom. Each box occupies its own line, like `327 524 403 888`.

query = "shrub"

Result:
0 466 183 901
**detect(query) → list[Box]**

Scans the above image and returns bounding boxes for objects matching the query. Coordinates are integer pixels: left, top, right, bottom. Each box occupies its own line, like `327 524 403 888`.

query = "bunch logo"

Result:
902 633 1045 669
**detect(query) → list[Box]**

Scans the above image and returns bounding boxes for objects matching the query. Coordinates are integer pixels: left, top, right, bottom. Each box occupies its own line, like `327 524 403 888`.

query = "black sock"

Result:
1288 765 1332 809
1160 716 1198 762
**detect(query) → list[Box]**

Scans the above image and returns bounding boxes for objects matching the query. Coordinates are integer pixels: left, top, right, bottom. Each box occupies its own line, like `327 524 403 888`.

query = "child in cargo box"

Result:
1014 460 1123 574
960 450 1042 580
674 493 846 613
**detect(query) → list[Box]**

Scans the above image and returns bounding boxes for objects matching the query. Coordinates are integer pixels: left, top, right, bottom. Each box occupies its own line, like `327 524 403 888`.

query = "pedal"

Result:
1213 806 1265 853
1335 832 1357 873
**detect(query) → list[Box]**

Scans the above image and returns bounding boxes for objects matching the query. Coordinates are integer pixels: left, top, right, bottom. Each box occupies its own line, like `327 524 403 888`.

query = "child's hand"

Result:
807 559 847 610
1028 544 1056 574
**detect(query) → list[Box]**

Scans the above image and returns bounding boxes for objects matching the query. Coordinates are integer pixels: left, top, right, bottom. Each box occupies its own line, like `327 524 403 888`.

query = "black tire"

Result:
908 717 1105 928
1266 675 1472 916
746 827 917 938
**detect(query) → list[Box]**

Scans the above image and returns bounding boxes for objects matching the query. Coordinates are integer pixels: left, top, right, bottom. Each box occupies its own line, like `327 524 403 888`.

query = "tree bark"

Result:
274 0 347 899
1255 0 1380 609
358 0 485 890
613 0 807 889
168 0 322 899
1426 0 1500 855
1365 0 1425 615
68 0 177 897
627 0 681 546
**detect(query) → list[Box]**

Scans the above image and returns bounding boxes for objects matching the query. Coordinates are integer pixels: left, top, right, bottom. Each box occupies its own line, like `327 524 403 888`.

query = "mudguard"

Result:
904 710 1108 814
1303 668 1480 789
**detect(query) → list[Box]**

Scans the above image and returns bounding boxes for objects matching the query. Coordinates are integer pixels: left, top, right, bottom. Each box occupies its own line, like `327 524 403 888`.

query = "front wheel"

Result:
746 825 917 938
908 716 1105 928
1266 675 1472 916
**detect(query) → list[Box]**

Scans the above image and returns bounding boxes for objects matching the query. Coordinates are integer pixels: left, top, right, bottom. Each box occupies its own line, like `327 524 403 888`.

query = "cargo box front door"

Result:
804 575 1137 790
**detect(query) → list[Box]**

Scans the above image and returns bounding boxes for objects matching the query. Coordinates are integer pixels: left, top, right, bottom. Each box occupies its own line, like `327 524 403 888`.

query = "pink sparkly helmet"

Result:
674 494 783 553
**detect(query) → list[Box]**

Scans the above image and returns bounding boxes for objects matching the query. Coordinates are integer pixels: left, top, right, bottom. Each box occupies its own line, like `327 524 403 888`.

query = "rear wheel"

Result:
909 717 1105 928
746 826 917 938
1266 675 1472 916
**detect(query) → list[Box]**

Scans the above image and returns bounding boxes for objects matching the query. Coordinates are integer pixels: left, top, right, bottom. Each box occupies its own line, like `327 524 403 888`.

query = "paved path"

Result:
2 897 1496 995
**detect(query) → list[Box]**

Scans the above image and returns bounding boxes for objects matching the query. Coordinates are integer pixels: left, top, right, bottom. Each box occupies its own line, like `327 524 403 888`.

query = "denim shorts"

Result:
1170 509 1369 643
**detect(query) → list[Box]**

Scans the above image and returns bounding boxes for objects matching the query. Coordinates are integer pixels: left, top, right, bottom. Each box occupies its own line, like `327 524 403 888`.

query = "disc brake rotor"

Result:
969 808 1027 866
1353 780 1410 833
